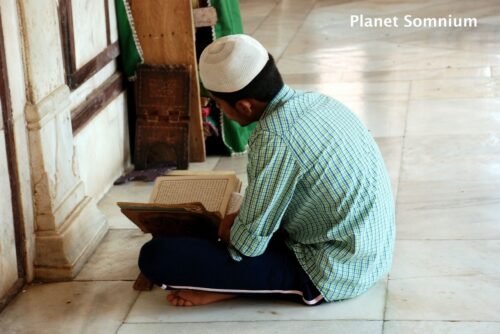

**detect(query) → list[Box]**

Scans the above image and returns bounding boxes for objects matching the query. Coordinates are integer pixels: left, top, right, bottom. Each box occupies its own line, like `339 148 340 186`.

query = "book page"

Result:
225 192 243 216
149 174 239 215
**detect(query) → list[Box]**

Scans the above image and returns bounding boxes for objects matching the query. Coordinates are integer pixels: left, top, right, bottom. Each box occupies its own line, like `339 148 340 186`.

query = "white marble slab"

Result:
386 275 500 321
391 240 500 279
374 137 403 198
126 279 387 323
395 51 500 71
290 81 411 101
188 156 221 171
118 320 383 334
492 66 500 77
0 135 18 298
214 155 249 174
76 229 151 281
384 321 500 334
74 93 130 201
99 201 140 229
343 100 407 138
410 77 500 100
278 57 342 75
282 71 344 85
282 39 453 72
98 181 155 229
71 0 108 68
2 0 27 121
400 134 500 182
251 0 316 59
240 0 278 35
20 0 65 102
406 99 500 136
0 282 139 334
342 66 491 82
396 180 500 239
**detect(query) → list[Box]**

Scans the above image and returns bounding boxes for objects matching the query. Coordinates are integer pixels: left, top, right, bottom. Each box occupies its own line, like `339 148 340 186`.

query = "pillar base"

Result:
34 196 108 281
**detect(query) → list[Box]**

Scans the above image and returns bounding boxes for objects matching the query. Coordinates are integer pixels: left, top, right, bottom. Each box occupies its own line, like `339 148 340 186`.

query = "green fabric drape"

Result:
211 0 256 154
211 0 244 37
115 0 143 80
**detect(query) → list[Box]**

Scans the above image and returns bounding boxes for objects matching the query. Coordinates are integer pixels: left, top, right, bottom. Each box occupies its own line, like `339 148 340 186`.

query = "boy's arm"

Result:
229 132 301 258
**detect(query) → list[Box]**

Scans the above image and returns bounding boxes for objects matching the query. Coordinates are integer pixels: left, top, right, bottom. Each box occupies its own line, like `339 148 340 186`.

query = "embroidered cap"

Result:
199 34 269 93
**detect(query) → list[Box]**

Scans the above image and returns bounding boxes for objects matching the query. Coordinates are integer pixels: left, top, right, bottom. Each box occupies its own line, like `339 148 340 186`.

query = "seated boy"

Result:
138 34 395 307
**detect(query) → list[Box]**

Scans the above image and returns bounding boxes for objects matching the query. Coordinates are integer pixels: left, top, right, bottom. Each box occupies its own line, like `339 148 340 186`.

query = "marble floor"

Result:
2 0 500 333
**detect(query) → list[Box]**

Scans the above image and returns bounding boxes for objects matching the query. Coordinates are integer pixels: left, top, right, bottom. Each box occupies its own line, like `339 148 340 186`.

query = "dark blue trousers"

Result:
138 236 323 305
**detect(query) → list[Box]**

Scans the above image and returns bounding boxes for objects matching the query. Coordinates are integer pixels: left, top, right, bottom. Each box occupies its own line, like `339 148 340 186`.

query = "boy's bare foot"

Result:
167 290 236 306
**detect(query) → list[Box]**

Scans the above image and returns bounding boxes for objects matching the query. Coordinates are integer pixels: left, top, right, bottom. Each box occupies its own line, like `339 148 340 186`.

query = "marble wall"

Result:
0 133 18 298
17 0 65 104
72 0 108 68
0 0 36 298
70 0 128 201
74 92 131 200
0 0 130 287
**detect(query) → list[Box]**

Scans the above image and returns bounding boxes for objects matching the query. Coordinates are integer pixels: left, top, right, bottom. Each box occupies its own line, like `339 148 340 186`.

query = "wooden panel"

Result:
70 42 119 89
71 72 125 134
134 65 191 170
130 0 205 162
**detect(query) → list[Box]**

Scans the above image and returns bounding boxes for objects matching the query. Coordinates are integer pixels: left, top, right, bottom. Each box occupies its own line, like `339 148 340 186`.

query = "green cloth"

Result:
228 86 396 302
115 0 143 80
211 0 256 154
211 0 244 37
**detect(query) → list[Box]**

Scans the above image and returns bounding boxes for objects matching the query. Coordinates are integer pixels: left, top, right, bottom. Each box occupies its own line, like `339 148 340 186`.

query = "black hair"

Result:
208 54 284 106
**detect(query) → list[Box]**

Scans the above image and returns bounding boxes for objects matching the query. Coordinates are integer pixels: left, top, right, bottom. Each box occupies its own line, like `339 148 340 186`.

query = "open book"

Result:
117 171 243 239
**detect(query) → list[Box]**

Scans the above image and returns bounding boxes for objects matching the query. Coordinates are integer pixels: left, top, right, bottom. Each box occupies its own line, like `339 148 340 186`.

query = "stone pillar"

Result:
19 0 107 280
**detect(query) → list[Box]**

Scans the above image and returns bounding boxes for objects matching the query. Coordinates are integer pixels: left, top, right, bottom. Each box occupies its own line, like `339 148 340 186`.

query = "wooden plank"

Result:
130 0 205 162
69 42 120 89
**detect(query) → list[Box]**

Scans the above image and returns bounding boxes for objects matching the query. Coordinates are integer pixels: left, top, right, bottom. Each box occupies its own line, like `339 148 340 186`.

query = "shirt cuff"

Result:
230 222 272 257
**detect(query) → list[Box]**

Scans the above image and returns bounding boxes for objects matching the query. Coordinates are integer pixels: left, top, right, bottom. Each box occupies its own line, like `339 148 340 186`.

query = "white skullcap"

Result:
199 34 269 93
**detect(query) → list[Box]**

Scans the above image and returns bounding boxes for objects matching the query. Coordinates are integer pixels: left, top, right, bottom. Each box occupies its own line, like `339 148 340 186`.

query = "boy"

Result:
139 34 395 307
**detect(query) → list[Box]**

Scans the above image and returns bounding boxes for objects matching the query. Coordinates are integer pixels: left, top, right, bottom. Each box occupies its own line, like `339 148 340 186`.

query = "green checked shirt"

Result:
229 85 395 302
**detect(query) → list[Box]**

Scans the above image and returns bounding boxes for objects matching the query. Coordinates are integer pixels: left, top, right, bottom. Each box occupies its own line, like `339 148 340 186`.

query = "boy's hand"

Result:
218 212 238 244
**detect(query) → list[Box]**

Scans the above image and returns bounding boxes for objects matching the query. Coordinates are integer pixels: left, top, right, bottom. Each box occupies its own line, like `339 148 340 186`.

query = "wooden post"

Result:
130 0 206 162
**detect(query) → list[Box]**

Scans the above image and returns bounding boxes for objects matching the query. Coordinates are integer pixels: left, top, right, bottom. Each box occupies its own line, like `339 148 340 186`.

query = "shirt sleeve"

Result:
229 131 301 258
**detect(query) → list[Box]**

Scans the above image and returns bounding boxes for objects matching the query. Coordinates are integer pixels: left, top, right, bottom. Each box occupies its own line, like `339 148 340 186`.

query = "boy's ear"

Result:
234 99 253 117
